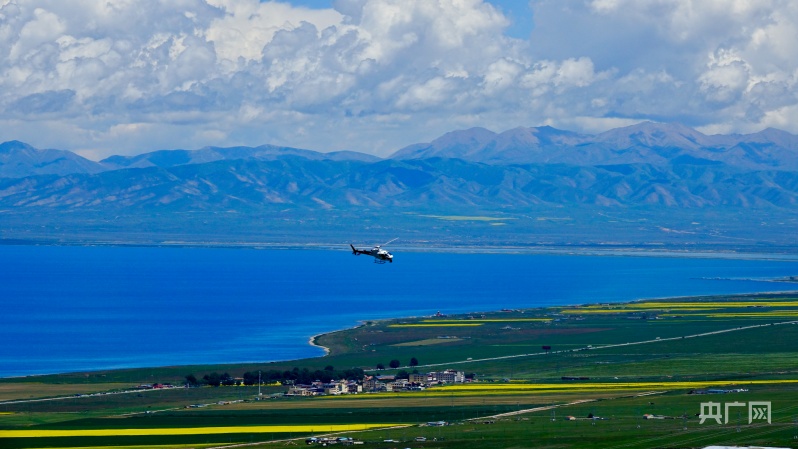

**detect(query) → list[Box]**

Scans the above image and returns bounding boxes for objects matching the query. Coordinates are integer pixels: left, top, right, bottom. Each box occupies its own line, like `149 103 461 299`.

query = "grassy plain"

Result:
2 292 798 448
0 383 133 402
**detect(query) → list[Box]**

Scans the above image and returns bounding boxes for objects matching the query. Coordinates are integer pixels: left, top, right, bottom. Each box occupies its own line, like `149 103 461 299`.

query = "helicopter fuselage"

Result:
350 244 393 263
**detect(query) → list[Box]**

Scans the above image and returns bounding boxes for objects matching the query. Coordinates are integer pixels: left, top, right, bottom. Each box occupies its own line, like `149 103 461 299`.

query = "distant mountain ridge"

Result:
4 122 798 179
100 144 381 170
0 141 381 178
391 122 798 170
0 140 106 178
2 122 798 215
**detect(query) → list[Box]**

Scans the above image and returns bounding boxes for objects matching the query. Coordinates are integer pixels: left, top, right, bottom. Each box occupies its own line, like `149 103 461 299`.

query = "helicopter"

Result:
350 238 396 264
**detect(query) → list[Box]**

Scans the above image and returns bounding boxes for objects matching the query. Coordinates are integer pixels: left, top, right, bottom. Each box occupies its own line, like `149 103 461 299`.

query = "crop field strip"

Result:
388 323 484 327
313 380 798 399
559 299 798 318
420 318 553 323
564 307 798 314
702 311 798 317
0 423 404 438
582 300 798 306
581 300 798 307
439 379 798 391
16 445 213 449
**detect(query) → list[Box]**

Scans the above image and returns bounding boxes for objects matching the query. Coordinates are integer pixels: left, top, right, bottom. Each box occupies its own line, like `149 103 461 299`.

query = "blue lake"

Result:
1 245 798 378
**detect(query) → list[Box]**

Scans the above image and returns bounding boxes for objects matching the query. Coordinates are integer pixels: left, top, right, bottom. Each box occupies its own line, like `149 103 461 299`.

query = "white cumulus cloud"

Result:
1 0 798 158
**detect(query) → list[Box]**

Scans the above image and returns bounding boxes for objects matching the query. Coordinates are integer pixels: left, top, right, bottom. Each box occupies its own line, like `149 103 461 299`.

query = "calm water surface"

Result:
1 245 797 377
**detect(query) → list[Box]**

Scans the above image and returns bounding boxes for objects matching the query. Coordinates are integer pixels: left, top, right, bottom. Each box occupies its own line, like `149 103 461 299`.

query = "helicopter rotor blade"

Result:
381 238 398 247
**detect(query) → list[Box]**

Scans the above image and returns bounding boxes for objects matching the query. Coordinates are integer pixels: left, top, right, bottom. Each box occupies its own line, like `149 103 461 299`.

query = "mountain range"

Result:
2 122 798 248
4 156 798 210
391 122 798 170
2 122 798 206
0 140 380 178
5 122 798 179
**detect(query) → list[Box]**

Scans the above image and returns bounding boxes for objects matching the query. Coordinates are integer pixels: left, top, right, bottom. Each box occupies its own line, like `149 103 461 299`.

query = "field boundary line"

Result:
0 386 182 406
203 424 413 449
406 319 798 370
473 391 667 420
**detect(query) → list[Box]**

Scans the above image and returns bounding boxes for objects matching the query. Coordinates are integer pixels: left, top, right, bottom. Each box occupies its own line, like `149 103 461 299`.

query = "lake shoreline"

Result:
11 290 798 382
309 332 333 356
4 239 798 261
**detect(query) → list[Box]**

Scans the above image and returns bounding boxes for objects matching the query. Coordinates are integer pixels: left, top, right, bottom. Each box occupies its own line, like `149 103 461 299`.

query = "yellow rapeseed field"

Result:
703 312 798 318
0 424 402 438
438 379 798 392
571 301 798 310
562 301 798 315
388 323 483 327
420 319 552 323
561 308 721 314
37 446 210 449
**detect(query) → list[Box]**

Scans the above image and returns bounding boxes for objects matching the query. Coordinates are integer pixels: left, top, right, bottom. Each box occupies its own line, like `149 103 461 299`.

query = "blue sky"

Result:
1 0 796 159
288 0 535 38
490 1 534 39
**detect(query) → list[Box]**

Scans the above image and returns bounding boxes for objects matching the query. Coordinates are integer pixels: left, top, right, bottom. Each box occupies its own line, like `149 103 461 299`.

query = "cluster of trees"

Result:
185 366 366 387
185 372 235 387
185 357 423 388
394 369 417 380
376 357 418 370
385 369 476 381
241 366 364 385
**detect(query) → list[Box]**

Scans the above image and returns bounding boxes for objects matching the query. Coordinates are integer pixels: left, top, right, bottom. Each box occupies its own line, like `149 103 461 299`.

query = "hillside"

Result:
2 122 798 250
3 158 798 210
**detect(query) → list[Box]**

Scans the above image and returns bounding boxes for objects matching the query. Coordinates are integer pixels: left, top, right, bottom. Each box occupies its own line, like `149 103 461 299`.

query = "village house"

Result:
408 373 426 383
362 375 382 392
286 385 319 396
430 369 465 384
323 380 350 395
285 368 467 397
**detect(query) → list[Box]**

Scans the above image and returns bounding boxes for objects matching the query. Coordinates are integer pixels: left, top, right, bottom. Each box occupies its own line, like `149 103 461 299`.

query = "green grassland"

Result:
2 293 798 448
